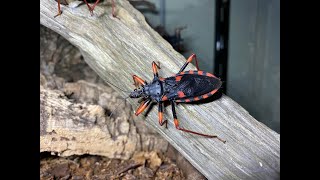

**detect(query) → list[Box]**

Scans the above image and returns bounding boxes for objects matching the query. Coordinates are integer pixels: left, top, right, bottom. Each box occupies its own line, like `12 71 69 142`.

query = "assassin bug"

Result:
54 0 115 17
129 54 226 143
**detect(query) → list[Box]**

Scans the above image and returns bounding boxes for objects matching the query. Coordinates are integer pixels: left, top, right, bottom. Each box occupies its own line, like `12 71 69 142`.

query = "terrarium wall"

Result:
227 0 280 133
143 0 216 73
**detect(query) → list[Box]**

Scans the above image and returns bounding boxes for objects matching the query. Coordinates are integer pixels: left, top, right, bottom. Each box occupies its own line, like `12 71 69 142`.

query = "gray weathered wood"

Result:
40 0 280 179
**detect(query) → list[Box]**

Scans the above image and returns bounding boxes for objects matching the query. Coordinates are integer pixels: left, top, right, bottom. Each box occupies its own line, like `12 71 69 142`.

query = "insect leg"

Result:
170 101 226 143
158 102 168 128
54 0 62 18
83 0 116 17
132 75 146 88
83 0 101 16
111 0 116 17
152 61 161 78
135 99 151 116
178 53 200 73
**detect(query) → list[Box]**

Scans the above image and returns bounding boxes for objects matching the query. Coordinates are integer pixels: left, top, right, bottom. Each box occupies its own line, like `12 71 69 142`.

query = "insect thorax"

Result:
144 79 163 102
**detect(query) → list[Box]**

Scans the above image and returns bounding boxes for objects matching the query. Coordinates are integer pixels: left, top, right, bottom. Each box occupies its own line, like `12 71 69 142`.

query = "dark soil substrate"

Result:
40 152 184 180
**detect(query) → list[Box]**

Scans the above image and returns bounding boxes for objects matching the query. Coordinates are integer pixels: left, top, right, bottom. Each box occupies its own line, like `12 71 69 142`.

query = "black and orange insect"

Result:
129 54 226 143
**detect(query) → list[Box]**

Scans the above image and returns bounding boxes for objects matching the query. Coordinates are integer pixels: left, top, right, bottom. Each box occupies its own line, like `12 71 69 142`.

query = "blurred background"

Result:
133 0 280 133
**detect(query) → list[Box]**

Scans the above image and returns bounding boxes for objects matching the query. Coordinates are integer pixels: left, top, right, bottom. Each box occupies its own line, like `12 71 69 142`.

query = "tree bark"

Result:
40 0 280 179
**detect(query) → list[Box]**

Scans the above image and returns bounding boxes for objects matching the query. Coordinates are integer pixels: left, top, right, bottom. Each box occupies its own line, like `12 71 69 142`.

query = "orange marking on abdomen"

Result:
189 70 194 74
177 91 185 98
175 75 183 81
194 97 200 101
159 77 165 81
206 73 216 78
198 71 204 75
202 94 209 99
161 95 168 101
210 89 218 95
185 98 191 102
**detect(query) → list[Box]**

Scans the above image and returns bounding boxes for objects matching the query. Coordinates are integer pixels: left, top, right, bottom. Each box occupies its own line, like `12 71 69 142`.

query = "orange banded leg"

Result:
54 0 115 17
83 0 100 16
170 101 226 143
158 102 168 128
111 0 116 17
152 61 161 78
135 99 151 116
132 75 146 88
83 0 116 17
54 0 62 18
178 53 200 73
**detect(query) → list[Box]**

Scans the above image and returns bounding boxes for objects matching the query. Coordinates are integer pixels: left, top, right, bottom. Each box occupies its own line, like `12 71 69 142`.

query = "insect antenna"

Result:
103 79 132 93
108 96 130 118
101 79 132 118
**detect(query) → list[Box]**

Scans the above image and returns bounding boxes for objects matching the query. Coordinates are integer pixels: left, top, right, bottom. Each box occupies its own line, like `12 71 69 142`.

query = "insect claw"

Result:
217 137 227 143
54 11 62 18
155 61 161 69
89 9 94 16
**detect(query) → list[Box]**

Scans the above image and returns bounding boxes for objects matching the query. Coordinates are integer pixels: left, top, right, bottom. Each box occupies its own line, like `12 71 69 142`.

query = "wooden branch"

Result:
40 79 170 158
40 0 280 179
40 84 138 158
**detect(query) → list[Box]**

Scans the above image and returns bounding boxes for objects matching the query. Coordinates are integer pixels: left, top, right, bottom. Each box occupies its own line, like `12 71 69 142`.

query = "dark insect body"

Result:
130 54 226 143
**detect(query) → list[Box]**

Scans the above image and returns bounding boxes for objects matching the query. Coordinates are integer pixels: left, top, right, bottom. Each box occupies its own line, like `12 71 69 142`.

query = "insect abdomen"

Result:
162 71 221 102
